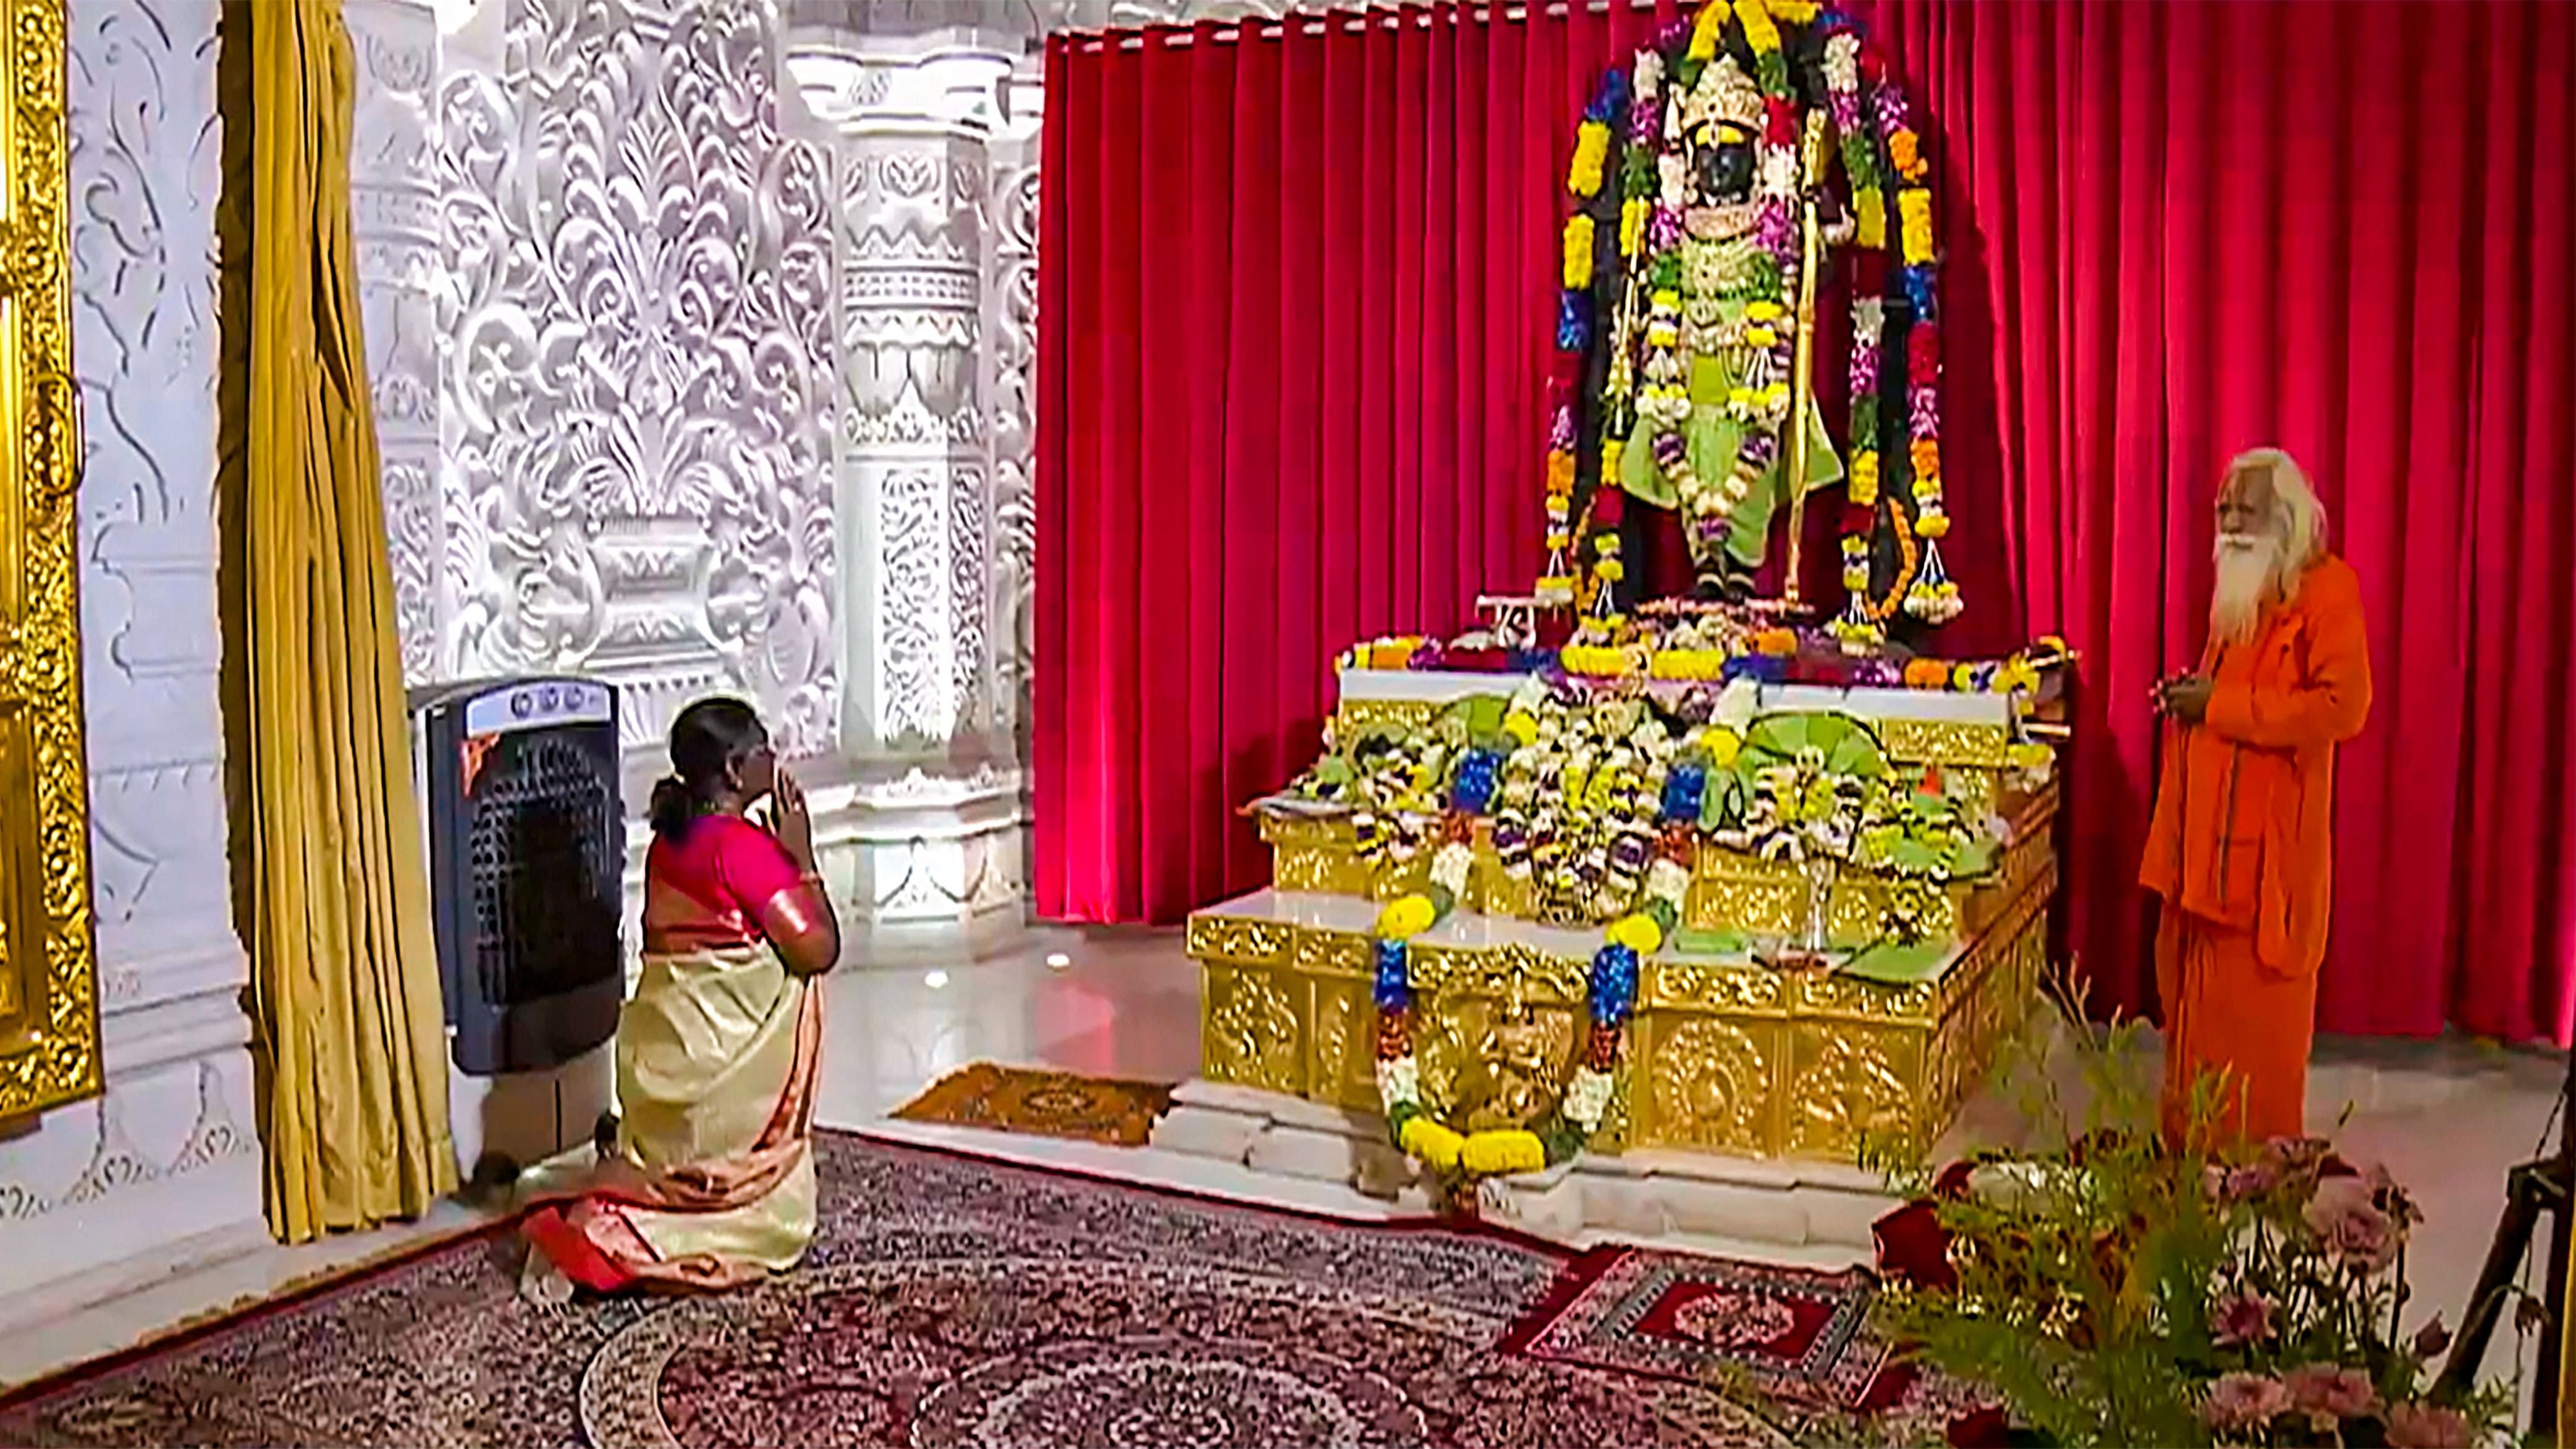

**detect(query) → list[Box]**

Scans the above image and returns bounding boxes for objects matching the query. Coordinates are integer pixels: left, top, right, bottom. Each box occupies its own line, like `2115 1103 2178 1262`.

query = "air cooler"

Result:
410 676 625 1187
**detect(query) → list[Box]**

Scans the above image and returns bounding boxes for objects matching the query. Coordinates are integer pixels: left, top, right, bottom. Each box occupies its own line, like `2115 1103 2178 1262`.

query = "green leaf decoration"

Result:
1739 711 1888 782
1952 835 2000 879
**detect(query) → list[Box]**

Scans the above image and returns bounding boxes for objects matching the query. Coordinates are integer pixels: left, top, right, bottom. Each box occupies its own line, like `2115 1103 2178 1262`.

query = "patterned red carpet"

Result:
1503 1244 1985 1438
0 1133 1961 1448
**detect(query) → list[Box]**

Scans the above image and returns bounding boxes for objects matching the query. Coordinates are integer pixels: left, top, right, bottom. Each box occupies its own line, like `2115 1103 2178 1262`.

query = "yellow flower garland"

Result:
1606 912 1664 955
1689 2 1729 61
1737 0 1782 57
1461 1130 1547 1177
1569 120 1611 199
1399 1116 1465 1172
1377 893 1438 940
1851 448 1881 505
1648 648 1729 681
1563 215 1595 290
1899 188 1936 264
1856 188 1888 250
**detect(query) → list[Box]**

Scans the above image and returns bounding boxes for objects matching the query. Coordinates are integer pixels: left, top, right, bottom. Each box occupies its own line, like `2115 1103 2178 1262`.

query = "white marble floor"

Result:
4 924 2567 1418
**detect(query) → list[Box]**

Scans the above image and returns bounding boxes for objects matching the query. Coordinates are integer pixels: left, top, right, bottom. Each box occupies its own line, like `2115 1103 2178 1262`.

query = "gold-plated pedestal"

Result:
1208 675 2066 1165
1188 855 2052 1164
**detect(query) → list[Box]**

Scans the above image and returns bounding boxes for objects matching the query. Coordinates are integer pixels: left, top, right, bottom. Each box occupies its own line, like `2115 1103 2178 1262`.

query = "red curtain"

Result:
1854 0 2576 1041
1036 1 2576 1043
1036 1 1690 924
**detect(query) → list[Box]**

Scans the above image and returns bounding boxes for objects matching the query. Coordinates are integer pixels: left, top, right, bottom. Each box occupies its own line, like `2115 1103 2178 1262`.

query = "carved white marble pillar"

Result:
0 0 265 1321
792 33 1027 958
345 0 446 686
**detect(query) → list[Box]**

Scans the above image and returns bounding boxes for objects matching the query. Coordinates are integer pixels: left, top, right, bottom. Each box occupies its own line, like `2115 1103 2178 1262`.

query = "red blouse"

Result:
641 814 824 956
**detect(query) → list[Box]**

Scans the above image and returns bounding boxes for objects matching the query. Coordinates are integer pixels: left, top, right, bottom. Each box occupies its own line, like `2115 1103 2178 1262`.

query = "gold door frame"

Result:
0 0 98 1123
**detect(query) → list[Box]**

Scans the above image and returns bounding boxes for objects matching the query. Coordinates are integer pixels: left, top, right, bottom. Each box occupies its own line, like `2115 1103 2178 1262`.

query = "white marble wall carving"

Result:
430 0 840 761
986 119 1039 746
348 0 446 686
0 0 264 1314
837 126 994 749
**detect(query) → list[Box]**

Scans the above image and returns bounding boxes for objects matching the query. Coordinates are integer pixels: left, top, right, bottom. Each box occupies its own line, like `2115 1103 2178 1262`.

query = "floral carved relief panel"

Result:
838 131 992 750
66 0 242 1008
986 146 1037 744
347 0 444 686
433 0 840 758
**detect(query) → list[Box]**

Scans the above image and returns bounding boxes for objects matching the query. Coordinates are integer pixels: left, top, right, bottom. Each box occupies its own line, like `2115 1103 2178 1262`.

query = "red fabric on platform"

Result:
1034 2 2576 1043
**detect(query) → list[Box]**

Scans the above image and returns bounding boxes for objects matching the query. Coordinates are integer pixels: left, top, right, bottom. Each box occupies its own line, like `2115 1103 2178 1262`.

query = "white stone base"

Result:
0 1046 268 1337
1151 1079 1902 1248
1154 1016 2085 1249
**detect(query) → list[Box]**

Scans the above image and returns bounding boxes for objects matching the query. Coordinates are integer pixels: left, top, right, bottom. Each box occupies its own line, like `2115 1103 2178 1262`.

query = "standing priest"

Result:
2141 448 2373 1146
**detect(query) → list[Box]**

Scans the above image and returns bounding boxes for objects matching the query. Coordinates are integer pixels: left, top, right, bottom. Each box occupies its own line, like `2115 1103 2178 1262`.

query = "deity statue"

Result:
1606 52 1841 601
1539 4 1958 643
1457 995 1561 1134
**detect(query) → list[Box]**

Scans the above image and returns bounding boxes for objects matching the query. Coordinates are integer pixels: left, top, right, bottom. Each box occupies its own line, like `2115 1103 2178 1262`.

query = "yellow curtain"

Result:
232 0 455 1241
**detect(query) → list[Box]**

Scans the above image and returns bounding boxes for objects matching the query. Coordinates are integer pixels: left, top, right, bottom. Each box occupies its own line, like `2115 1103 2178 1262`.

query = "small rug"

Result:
892 1062 1175 1146
0 1133 1809 1448
1502 1244 1988 1442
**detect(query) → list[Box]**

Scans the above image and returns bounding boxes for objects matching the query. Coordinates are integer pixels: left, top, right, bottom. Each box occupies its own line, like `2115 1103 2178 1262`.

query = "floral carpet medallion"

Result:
1503 1246 1987 1440
0 1134 1795 1448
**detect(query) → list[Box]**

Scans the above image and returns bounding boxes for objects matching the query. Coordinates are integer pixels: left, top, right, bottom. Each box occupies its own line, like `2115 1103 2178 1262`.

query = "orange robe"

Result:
2140 554 2371 1146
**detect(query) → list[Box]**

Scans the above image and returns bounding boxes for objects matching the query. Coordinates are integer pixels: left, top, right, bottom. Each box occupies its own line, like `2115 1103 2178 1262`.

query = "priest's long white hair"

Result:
2226 447 2328 595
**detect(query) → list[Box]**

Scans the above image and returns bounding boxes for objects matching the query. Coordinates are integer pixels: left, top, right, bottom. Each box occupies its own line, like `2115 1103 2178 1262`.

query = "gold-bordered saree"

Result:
523 814 831 1292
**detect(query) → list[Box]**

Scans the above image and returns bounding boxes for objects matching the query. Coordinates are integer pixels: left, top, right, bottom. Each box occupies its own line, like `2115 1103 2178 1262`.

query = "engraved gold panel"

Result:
1647 960 1787 1015
1274 845 1368 895
1644 1016 1775 1154
1333 698 1442 735
1186 828 2063 1163
1293 927 1370 979
1257 816 1354 855
1408 939 1587 1007
1786 1024 1924 1159
0 0 99 1123
1261 815 1374 897
1795 970 1940 1024
1875 717 2012 770
1309 977 1377 1109
1202 965 1304 1096
1186 913 1291 968
1688 854 1967 945
1414 996 1581 1134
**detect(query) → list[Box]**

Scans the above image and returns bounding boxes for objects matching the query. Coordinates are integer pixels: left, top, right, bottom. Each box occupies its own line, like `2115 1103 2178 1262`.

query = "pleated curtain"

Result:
227 0 455 1241
1033 0 2576 1044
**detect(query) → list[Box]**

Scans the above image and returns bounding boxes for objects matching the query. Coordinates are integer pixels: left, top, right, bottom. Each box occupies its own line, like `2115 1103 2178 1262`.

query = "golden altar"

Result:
1184 668 2060 1166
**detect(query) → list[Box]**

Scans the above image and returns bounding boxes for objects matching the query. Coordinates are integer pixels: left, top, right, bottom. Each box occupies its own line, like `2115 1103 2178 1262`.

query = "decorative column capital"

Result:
793 24 1030 956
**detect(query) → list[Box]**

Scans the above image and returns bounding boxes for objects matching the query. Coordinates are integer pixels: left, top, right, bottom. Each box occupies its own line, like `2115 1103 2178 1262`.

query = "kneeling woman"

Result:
523 698 839 1295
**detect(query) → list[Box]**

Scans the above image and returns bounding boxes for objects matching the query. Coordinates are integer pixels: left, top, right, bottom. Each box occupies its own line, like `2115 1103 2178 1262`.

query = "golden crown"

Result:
1684 54 1764 135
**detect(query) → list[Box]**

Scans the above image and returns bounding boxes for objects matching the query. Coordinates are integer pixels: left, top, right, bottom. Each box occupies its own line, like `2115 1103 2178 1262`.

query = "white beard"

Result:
2210 533 2281 646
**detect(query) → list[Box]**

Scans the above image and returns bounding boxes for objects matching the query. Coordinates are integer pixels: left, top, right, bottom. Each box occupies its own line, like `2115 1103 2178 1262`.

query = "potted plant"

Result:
1868 988 2523 1448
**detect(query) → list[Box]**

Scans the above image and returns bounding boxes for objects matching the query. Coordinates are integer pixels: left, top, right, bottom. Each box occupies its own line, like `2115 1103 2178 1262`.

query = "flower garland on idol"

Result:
1822 14 1957 645
1541 69 1631 612
1532 2 1956 644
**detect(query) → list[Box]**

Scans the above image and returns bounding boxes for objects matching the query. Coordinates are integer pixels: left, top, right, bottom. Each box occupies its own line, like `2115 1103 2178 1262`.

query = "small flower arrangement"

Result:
1869 995 2522 1448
